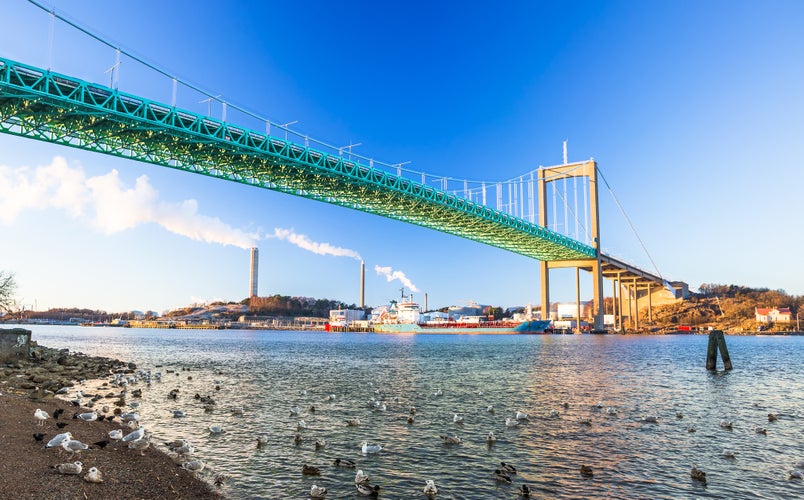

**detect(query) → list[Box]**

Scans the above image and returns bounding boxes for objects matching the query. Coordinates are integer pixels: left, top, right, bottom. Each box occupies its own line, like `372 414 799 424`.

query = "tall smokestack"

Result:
249 247 259 297
360 260 365 308
424 293 428 313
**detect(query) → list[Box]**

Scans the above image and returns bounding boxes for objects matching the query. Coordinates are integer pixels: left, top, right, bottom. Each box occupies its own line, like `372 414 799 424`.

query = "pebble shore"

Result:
0 341 222 500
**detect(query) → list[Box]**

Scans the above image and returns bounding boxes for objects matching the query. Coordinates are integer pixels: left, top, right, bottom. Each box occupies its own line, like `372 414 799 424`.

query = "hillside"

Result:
645 284 802 333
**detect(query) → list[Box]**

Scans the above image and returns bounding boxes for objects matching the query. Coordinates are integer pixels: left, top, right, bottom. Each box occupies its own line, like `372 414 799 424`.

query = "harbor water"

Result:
21 326 804 498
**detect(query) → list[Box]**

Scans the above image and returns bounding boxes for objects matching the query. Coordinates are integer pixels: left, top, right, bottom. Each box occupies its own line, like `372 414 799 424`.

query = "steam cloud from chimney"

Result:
375 265 419 292
0 156 259 248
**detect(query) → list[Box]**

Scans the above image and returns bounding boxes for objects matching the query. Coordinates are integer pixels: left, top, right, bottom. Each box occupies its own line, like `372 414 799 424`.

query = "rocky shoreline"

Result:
0 338 223 499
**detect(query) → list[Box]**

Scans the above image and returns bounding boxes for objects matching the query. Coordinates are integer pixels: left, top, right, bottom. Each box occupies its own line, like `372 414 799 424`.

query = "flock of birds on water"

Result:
30 364 804 498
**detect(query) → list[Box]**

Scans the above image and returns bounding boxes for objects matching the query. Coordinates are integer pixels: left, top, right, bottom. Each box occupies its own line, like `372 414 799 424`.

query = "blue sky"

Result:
2 0 803 313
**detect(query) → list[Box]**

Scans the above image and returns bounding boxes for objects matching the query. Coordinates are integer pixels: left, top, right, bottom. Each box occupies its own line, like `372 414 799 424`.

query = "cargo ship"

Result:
369 297 551 334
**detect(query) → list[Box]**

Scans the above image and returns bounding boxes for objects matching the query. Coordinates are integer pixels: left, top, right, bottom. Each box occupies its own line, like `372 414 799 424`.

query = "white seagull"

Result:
355 469 370 485
46 432 72 448
84 466 103 483
505 418 520 427
34 408 49 426
182 460 205 473
121 428 145 442
423 479 438 497
55 461 83 475
310 484 327 498
209 425 225 435
108 429 123 440
361 441 383 454
453 414 464 424
61 439 90 457
516 411 530 421
76 411 98 422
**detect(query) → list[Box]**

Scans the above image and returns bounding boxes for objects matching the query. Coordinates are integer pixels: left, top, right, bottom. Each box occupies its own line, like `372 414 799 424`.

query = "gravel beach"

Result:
0 338 222 500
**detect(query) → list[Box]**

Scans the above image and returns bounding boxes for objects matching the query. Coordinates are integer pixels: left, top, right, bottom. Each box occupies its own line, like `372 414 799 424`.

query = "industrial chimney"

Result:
360 260 365 308
249 247 259 298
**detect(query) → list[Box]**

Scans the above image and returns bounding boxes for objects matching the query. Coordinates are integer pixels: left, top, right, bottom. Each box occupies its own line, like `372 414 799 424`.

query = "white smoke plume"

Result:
374 265 419 292
0 156 259 249
272 228 362 260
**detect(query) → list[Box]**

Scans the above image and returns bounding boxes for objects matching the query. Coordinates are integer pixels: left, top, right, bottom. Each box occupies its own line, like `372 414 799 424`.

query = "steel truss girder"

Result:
0 57 595 261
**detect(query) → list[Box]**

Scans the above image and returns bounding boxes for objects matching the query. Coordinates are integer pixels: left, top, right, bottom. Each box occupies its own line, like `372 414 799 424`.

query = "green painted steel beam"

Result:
0 57 595 261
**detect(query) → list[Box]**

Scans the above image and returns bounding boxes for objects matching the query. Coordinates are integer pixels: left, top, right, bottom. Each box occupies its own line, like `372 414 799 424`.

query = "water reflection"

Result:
23 326 804 499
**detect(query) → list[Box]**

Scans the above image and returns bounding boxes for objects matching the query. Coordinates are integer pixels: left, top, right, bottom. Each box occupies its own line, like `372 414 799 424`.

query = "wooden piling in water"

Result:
706 330 733 370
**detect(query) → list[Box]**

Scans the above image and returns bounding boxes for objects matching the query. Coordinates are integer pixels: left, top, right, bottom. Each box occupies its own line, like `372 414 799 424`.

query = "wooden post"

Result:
706 330 733 370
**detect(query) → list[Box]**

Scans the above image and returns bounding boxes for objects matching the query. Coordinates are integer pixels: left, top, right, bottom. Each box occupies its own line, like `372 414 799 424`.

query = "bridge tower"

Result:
537 160 604 330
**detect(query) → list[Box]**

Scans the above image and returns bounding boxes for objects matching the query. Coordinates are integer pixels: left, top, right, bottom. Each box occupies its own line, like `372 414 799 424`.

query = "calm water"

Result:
18 326 804 499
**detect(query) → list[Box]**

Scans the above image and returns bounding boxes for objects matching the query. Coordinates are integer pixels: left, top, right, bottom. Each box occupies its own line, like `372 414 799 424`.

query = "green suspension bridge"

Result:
0 46 683 330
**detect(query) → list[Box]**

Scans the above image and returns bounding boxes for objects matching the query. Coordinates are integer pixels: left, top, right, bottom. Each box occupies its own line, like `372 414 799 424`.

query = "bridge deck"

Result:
0 57 594 262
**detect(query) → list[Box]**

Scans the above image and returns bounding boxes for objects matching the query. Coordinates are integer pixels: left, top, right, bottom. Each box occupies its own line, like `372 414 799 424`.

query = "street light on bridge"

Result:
280 120 299 141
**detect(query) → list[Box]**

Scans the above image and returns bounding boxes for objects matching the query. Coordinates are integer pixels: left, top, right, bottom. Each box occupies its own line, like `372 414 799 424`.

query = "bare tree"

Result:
0 271 16 312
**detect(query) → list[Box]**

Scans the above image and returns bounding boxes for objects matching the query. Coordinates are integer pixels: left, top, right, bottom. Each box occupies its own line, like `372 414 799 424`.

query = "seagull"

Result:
297 420 307 430
75 411 98 422
487 405 495 414
494 469 512 483
790 469 804 479
54 461 83 475
122 428 145 442
120 412 140 422
691 466 706 483
289 406 300 416
423 479 438 497
487 431 496 444
310 484 328 498
174 444 194 456
334 458 356 468
640 416 659 424
440 435 462 445
605 407 618 416
326 394 336 401
505 418 520 427
580 465 594 477
410 406 416 415
46 432 72 448
315 438 327 450
208 425 225 435
501 462 517 474
108 430 123 440
128 436 151 456
516 411 530 421
453 414 464 424
346 418 361 426
433 389 443 397
355 469 370 485
84 466 103 483
34 408 49 426
61 439 89 458
720 420 733 429
361 441 383 454
723 450 736 459
302 464 321 476
182 460 205 473
548 409 560 417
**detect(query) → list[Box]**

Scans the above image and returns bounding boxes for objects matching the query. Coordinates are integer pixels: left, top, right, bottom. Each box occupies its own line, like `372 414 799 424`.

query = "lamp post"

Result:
280 120 298 141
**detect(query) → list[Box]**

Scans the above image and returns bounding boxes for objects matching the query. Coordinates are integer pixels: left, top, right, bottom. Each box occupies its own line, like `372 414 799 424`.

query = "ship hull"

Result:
372 320 551 334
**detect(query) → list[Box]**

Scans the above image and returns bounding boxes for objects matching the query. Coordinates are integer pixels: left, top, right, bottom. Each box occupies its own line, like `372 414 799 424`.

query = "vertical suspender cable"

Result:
583 173 589 245
573 174 578 240
552 183 557 231
47 9 55 70
563 176 568 235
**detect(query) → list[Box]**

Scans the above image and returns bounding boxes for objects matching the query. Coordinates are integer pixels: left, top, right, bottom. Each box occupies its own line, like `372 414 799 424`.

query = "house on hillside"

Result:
755 307 792 323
